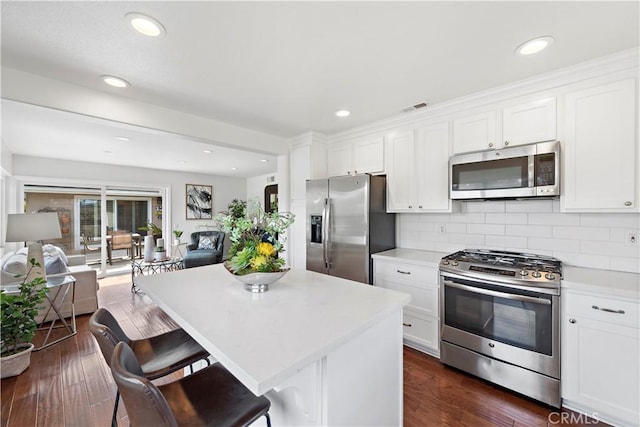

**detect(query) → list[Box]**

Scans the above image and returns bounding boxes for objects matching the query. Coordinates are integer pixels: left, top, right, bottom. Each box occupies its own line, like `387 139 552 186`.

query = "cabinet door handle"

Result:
504 140 510 146
624 201 632 206
354 170 358 174
488 143 494 148
408 205 413 209
402 322 412 327
592 305 625 314
569 318 577 324
397 270 411 275
347 171 351 175
418 205 423 209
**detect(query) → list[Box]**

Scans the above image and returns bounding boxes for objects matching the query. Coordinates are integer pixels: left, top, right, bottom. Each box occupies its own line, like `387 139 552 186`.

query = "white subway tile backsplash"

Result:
450 233 485 246
528 237 580 253
419 213 452 223
506 224 553 238
445 223 467 233
553 226 610 241
609 257 640 274
553 251 610 270
581 240 640 258
528 213 581 226
580 214 640 228
397 210 640 273
485 235 527 248
449 213 485 223
467 223 505 235
486 213 528 224
462 201 505 213
505 199 554 213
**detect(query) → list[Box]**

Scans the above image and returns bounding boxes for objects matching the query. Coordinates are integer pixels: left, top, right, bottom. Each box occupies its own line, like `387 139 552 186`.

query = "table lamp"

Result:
5 212 62 282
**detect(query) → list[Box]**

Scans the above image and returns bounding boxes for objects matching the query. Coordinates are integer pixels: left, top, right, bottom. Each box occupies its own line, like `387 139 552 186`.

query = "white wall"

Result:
246 172 278 204
398 200 640 273
11 155 246 242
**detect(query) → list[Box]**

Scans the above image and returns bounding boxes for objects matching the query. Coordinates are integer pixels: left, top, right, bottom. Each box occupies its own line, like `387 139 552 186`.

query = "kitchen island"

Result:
136 263 411 426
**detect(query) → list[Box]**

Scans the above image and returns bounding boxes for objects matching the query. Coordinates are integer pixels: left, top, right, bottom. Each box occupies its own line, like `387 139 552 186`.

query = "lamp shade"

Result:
5 212 62 242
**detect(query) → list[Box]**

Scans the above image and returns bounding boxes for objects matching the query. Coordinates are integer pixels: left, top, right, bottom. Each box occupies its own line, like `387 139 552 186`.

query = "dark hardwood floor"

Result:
1 274 606 427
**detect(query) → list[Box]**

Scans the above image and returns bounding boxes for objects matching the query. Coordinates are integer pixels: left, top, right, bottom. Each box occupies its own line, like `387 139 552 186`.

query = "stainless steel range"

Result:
439 249 562 408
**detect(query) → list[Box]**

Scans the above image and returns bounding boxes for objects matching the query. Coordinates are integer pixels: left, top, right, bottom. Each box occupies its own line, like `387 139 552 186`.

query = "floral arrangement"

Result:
172 228 183 239
215 199 295 275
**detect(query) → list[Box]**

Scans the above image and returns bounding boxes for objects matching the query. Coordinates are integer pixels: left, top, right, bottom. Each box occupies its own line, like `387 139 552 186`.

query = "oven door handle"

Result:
444 280 552 305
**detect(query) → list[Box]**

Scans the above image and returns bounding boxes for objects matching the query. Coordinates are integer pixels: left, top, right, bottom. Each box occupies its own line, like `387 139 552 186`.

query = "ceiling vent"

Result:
401 102 429 113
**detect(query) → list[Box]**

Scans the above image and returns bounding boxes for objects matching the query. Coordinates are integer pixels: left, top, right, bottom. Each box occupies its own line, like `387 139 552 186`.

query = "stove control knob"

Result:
531 271 542 278
451 261 459 266
545 273 556 280
519 270 529 276
442 260 450 265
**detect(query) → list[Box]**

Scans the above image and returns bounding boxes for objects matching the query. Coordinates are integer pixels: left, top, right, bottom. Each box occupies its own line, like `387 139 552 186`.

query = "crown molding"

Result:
328 48 640 143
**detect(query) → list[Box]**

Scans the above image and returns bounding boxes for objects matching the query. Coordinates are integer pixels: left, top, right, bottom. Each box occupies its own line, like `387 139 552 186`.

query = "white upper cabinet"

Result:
415 123 451 211
453 97 557 153
502 97 557 146
453 111 497 153
385 130 416 212
327 136 384 177
562 79 638 212
385 123 451 213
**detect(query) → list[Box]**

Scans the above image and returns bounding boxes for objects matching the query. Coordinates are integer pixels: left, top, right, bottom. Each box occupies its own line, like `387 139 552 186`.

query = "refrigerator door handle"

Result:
323 198 331 269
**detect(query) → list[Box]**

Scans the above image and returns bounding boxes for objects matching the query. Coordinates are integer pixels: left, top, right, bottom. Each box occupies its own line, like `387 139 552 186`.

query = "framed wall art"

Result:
185 184 213 220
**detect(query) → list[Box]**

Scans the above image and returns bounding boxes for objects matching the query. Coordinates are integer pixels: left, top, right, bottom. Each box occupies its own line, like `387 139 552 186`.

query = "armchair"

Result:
183 231 225 269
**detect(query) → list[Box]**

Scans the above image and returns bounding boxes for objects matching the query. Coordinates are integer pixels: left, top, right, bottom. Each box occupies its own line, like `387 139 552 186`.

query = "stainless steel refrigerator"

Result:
306 174 395 284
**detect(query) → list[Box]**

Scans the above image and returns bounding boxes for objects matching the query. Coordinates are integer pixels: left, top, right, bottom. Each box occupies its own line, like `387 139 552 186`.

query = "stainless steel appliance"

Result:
450 140 560 200
439 249 562 407
306 174 395 284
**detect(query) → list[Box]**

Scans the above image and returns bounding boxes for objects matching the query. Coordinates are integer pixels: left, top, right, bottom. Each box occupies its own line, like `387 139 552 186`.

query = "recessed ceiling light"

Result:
260 159 268 163
104 150 113 154
115 136 130 141
179 161 186 164
231 167 237 171
126 13 166 37
101 75 130 88
515 36 554 56
203 149 213 154
335 109 351 118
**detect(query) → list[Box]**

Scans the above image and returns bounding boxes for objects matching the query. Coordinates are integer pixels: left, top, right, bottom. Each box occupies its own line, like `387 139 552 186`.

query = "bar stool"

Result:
89 308 210 427
111 342 272 427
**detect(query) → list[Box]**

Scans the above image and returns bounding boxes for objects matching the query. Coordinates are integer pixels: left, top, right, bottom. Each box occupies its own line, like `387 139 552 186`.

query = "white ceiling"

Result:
1 1 639 176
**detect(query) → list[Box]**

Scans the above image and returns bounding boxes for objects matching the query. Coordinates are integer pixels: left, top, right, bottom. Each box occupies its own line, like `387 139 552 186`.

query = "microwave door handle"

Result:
443 280 551 305
528 156 535 188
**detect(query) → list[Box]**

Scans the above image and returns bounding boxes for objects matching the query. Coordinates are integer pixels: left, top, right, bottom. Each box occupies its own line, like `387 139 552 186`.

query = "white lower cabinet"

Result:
374 259 440 356
562 290 640 426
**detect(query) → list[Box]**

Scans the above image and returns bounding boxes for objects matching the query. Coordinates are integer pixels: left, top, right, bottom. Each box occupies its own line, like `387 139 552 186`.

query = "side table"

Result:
131 258 184 293
172 242 188 258
36 275 77 350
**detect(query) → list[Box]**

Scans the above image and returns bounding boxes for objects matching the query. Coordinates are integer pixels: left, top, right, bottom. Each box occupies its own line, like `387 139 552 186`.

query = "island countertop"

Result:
136 264 411 396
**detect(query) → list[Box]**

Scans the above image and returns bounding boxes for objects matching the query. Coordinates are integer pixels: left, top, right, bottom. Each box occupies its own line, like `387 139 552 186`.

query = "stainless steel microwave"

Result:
450 140 560 200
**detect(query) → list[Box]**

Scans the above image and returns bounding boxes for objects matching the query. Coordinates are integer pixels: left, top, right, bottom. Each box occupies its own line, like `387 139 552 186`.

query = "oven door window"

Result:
444 281 552 355
452 156 529 191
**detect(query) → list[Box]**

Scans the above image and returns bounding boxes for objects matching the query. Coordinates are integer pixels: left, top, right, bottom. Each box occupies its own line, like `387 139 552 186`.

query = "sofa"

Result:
1 245 99 322
183 231 225 268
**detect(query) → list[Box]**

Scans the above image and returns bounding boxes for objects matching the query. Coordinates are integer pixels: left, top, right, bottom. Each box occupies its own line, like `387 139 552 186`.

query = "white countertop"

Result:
372 248 449 268
563 266 640 301
136 264 411 396
372 248 639 301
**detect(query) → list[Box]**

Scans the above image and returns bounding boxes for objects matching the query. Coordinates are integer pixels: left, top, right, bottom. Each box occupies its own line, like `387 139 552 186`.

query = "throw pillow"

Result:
197 236 217 250
45 255 69 275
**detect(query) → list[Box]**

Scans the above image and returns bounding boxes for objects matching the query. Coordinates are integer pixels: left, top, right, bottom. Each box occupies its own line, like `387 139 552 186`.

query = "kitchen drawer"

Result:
374 260 438 285
403 308 439 352
377 277 438 316
565 292 639 329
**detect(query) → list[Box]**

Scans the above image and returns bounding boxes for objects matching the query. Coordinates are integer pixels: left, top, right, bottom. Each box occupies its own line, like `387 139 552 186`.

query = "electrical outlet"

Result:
437 224 446 233
628 232 638 245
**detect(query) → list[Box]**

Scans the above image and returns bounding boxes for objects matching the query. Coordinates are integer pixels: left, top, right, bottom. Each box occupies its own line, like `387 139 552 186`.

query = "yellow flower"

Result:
256 242 276 257
250 255 268 269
